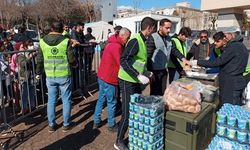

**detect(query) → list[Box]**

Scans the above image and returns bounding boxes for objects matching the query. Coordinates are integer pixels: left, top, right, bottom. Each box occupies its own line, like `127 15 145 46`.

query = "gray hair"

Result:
119 27 131 35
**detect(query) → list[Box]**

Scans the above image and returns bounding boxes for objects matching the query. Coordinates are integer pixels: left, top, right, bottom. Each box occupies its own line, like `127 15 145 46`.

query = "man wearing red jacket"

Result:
93 27 131 131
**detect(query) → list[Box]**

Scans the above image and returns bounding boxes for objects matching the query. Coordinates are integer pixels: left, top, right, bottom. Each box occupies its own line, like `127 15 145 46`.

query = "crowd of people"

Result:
95 17 249 150
0 23 96 123
0 16 250 150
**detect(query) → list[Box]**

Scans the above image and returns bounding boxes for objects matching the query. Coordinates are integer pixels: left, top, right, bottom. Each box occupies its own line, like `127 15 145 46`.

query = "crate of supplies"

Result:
165 102 214 150
129 94 165 150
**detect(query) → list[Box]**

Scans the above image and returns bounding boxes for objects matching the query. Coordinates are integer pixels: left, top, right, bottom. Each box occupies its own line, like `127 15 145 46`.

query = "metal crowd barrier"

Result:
0 49 47 148
0 44 102 148
71 44 101 99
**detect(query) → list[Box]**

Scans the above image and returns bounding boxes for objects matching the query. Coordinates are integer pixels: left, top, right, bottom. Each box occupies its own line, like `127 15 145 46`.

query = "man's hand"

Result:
137 74 150 85
181 58 191 66
89 39 96 43
190 60 198 67
70 39 80 47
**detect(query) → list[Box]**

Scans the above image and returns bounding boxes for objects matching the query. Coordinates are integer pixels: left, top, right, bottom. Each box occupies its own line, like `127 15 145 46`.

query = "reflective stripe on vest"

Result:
118 33 147 83
151 32 172 70
40 38 70 77
168 37 187 68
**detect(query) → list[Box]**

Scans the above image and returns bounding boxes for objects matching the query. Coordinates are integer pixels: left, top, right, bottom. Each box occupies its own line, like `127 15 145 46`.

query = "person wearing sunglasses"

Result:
187 30 212 60
190 29 248 107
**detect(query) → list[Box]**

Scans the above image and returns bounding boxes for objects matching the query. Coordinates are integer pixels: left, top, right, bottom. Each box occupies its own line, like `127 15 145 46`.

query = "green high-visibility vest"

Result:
168 37 187 68
243 64 250 76
40 38 71 77
62 30 69 36
118 33 147 83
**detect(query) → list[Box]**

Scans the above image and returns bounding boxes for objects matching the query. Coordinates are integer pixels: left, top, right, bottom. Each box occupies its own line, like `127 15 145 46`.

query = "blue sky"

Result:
118 0 201 10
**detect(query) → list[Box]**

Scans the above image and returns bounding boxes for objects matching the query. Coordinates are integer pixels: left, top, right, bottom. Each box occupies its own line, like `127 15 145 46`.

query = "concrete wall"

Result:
217 13 243 28
100 0 117 22
201 0 250 11
201 0 250 29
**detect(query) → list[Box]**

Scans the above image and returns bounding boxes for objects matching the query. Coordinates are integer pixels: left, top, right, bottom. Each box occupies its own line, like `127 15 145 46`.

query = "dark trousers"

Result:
168 67 177 84
232 89 244 106
150 69 168 96
85 52 94 75
116 86 122 109
117 79 141 142
245 73 250 84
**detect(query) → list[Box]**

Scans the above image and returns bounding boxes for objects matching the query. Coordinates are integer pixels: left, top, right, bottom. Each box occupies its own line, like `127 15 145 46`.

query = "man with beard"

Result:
190 31 248 106
187 30 212 60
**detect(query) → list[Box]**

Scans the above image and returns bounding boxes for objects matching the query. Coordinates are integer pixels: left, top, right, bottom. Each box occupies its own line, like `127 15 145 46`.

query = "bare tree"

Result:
174 9 188 26
0 0 101 30
243 12 250 31
133 0 142 14
82 0 97 22
0 0 21 29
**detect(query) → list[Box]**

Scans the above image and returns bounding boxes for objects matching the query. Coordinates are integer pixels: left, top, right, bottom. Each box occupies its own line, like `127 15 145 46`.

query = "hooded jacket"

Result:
198 35 248 105
198 35 248 77
97 34 125 85
36 33 77 75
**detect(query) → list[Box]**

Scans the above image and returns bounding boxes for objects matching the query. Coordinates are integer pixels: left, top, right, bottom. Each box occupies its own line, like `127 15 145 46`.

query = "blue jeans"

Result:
46 76 72 127
21 80 35 111
94 78 117 127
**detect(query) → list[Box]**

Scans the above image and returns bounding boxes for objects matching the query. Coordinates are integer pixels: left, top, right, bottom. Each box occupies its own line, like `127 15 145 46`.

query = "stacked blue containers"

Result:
216 103 250 144
128 94 164 150
206 135 250 150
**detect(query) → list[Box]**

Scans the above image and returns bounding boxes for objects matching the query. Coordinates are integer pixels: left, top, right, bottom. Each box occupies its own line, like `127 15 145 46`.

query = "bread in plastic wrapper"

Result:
163 81 201 113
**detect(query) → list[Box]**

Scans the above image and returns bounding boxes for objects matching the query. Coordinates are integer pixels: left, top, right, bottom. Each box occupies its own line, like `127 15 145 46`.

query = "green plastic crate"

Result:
203 96 220 135
165 102 214 150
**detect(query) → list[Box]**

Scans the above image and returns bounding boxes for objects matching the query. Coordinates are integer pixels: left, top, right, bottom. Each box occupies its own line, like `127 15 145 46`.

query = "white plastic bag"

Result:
243 81 250 107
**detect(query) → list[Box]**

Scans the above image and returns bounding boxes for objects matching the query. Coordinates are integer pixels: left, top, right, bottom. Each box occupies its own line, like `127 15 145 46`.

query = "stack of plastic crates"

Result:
128 94 164 150
206 103 250 149
216 103 250 144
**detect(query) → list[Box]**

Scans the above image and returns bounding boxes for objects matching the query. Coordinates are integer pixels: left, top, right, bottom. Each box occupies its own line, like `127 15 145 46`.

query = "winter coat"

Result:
198 35 248 105
97 34 125 85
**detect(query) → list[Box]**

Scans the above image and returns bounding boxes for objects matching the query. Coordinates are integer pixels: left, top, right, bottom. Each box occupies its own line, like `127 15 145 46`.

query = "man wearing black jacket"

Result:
114 17 156 150
191 30 248 106
187 30 212 60
70 22 86 92
85 27 96 75
147 19 188 95
168 27 192 83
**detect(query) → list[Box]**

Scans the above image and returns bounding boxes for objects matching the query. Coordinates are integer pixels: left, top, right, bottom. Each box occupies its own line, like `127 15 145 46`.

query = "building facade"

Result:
113 13 181 36
99 0 117 23
201 0 250 31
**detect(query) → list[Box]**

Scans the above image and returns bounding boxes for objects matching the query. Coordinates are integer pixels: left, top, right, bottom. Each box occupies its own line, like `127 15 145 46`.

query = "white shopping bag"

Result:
243 81 250 107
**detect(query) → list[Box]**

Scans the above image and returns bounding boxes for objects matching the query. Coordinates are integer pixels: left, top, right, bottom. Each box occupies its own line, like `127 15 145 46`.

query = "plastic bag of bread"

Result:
163 81 201 113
